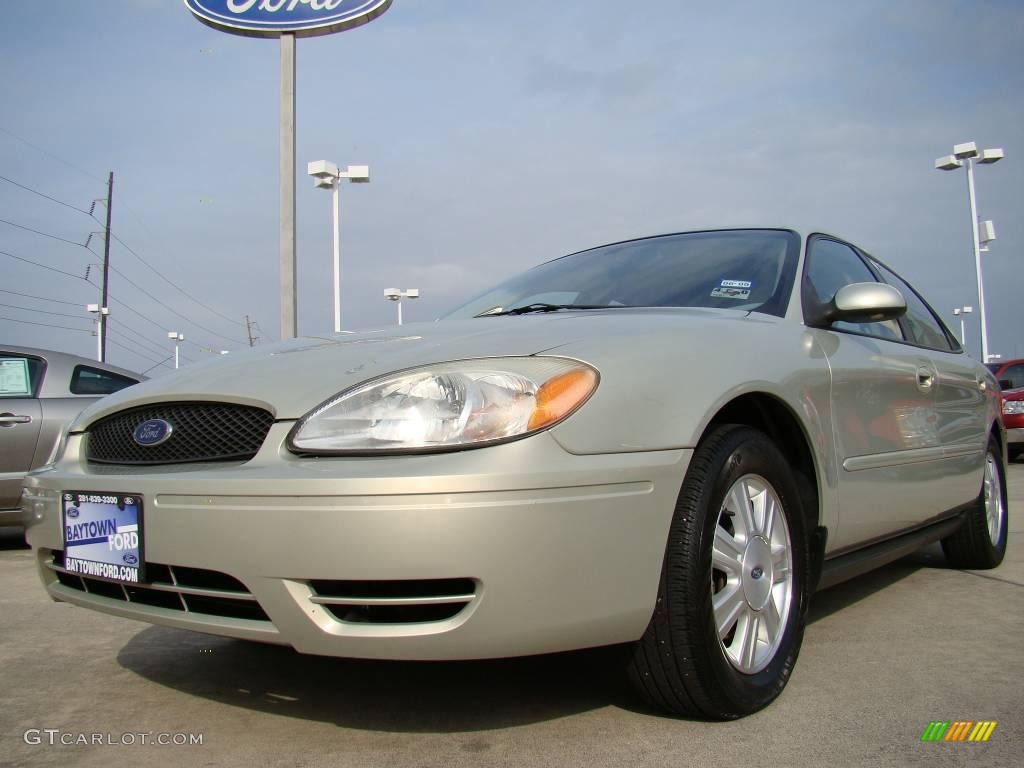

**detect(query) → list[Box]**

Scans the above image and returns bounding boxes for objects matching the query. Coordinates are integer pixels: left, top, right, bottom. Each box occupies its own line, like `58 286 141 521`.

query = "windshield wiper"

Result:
476 303 610 317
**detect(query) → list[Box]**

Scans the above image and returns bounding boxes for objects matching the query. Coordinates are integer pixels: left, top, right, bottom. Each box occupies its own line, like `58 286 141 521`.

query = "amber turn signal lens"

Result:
528 366 598 431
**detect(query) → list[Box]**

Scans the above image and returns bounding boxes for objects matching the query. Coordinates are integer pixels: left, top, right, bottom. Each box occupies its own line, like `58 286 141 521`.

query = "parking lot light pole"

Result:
86 304 108 362
307 161 370 333
384 288 419 325
935 142 1005 363
167 332 184 369
952 306 973 346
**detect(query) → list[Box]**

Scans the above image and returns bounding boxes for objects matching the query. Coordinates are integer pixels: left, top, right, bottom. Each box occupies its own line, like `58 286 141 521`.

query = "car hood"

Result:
71 308 757 426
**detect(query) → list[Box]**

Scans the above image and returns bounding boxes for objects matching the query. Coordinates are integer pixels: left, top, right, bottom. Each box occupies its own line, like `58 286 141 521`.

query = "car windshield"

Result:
444 229 801 319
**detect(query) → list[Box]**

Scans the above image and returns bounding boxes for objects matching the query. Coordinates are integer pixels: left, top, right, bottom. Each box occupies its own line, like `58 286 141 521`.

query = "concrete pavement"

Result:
1 463 1021 768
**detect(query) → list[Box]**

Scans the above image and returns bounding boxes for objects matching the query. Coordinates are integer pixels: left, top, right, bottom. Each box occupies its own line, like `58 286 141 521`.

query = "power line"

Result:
0 173 92 215
0 301 93 322
86 278 224 356
85 279 170 334
0 125 105 183
0 217 88 249
1 249 84 280
105 263 245 345
105 230 247 329
104 330 165 366
0 315 90 333
1 153 252 340
0 288 85 306
107 317 171 357
141 356 174 375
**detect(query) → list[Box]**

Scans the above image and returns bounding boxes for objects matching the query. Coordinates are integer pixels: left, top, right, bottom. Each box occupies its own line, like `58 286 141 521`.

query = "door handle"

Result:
916 366 935 392
0 413 32 426
976 377 987 392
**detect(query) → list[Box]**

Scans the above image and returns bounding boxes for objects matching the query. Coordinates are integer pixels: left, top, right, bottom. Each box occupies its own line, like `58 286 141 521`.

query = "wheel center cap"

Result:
742 536 773 611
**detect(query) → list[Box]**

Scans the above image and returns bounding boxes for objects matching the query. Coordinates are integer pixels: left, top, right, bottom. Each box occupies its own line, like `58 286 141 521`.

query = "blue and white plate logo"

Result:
133 419 173 447
184 0 393 38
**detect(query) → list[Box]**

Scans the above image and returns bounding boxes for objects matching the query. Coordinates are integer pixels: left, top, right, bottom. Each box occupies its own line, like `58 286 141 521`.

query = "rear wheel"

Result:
628 425 809 719
941 435 1008 569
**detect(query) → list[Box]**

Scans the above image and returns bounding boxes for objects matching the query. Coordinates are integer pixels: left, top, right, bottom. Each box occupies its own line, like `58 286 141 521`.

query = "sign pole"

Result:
280 32 297 340
183 1 393 342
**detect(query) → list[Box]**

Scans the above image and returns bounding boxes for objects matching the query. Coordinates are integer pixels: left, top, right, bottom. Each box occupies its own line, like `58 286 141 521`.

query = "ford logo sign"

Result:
66 507 80 519
184 0 393 38
133 419 174 447
123 553 139 566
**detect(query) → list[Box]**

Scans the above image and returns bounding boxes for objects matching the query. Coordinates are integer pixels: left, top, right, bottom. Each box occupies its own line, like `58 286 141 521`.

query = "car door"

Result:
869 259 987 507
0 353 45 510
802 236 940 551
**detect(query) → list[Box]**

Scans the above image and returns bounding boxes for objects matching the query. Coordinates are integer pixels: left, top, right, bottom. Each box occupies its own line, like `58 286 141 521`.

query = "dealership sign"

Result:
183 0 393 38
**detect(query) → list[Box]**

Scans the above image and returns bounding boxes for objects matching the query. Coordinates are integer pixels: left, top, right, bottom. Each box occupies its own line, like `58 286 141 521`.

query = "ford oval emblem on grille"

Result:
133 419 173 447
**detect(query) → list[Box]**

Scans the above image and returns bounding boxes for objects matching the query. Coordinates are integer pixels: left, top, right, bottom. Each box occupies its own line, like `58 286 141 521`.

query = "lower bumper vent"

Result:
308 578 476 624
49 550 270 623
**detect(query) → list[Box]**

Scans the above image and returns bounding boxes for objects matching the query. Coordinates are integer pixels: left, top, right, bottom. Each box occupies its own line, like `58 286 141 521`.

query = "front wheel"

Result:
941 434 1008 569
628 425 810 719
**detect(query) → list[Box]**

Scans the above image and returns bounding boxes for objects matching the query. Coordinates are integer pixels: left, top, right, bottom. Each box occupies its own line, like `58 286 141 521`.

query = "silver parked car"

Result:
1 346 140 527
23 228 1007 719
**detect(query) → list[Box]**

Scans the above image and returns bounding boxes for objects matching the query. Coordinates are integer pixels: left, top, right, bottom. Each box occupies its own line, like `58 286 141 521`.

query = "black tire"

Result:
941 434 1008 569
1009 446 1023 463
627 424 810 719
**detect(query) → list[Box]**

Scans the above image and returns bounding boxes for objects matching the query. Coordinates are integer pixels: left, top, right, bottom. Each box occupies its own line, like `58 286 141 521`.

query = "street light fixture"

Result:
935 140 1005 363
307 160 370 333
86 304 109 362
167 332 184 369
383 288 419 326
952 306 973 347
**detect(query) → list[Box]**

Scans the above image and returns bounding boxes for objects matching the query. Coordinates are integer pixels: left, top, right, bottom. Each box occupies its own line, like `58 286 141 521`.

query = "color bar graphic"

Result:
920 720 996 742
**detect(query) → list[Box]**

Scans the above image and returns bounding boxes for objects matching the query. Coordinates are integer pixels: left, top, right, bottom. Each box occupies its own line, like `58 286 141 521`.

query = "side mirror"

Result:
809 282 906 327
999 379 1013 390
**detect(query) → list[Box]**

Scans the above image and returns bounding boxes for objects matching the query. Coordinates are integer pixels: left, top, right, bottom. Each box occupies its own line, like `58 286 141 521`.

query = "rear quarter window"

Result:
70 365 138 396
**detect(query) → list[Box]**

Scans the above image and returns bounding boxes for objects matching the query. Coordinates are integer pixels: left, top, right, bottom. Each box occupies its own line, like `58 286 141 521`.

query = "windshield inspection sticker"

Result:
711 279 752 299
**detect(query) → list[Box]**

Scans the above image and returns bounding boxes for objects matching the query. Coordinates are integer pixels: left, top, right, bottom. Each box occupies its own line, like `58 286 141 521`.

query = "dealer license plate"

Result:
61 492 145 584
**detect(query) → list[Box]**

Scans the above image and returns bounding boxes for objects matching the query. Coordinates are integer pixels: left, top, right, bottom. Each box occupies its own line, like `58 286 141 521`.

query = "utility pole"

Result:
245 315 258 347
100 172 114 362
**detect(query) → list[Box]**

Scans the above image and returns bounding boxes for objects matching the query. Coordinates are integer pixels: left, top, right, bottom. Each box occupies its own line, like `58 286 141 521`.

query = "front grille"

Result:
86 402 274 465
309 578 477 624
49 550 270 622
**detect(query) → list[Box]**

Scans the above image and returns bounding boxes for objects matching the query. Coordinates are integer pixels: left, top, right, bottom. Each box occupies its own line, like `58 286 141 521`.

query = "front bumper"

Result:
1006 426 1024 446
24 425 690 660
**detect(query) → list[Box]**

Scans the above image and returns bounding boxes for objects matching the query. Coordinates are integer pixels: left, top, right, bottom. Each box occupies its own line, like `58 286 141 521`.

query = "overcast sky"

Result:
1 0 1022 375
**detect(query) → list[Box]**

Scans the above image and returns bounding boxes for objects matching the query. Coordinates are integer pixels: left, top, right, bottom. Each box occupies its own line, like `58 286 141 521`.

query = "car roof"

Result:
560 226 848 260
0 344 145 398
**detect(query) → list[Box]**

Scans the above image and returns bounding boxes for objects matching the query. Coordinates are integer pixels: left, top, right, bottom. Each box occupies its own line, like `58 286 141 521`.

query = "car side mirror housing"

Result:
808 282 906 327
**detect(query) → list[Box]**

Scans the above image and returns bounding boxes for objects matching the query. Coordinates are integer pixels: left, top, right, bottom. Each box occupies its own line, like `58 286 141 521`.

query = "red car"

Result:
987 359 1024 461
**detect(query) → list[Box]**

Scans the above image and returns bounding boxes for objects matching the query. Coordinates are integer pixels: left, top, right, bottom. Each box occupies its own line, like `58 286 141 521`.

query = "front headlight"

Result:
288 357 599 454
1003 399 1024 416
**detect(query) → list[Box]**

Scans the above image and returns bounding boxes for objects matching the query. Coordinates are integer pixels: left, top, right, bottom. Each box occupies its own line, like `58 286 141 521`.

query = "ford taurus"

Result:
22 228 1008 719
